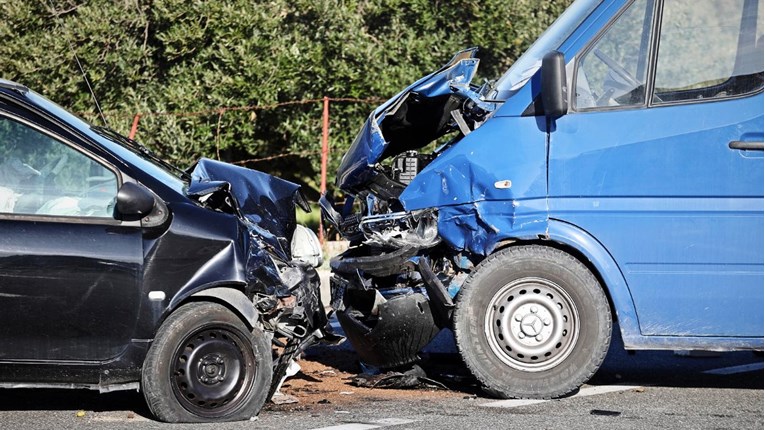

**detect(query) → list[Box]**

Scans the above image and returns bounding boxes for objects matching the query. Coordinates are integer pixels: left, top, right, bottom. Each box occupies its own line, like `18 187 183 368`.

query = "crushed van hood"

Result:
336 48 489 193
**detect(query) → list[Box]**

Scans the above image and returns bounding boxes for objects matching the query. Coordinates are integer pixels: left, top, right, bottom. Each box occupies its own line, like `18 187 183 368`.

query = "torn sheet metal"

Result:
336 48 489 192
189 158 306 259
351 364 447 390
189 158 317 300
187 158 332 399
325 49 549 371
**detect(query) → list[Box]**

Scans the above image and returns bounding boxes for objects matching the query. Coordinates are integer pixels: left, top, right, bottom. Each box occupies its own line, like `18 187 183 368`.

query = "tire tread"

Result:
454 245 611 399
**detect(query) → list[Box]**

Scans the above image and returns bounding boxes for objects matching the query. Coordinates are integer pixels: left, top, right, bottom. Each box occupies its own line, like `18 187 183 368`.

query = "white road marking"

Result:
481 385 641 408
481 399 548 408
309 418 415 430
702 362 764 375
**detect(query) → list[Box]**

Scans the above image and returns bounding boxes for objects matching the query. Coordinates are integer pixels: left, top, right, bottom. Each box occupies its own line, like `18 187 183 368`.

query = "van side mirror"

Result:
541 50 568 118
116 182 155 217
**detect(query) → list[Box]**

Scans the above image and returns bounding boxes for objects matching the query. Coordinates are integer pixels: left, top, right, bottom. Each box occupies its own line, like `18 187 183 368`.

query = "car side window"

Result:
575 0 655 109
653 0 763 103
0 116 118 217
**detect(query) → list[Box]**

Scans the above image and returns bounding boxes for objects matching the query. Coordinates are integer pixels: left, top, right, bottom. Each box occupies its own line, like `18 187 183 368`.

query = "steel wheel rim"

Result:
170 325 255 417
484 277 580 372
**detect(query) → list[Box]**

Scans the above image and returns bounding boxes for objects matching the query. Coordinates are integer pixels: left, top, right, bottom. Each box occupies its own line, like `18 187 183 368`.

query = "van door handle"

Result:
729 141 764 150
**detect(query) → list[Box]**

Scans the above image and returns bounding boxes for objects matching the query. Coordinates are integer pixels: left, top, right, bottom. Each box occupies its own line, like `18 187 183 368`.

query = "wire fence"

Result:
80 96 385 242
79 95 383 169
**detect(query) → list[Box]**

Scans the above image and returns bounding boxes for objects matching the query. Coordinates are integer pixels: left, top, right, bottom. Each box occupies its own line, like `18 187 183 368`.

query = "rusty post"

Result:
128 113 141 140
319 96 330 243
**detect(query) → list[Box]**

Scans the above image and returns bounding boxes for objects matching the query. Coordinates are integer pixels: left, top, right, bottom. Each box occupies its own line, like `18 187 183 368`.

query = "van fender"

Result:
537 219 641 345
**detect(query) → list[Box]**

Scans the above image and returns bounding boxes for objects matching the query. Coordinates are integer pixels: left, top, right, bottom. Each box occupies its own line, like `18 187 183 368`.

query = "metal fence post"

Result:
128 113 141 140
319 96 330 243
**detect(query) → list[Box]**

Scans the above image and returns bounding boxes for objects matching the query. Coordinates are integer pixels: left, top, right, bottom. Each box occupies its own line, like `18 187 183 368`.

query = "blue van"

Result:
322 0 764 399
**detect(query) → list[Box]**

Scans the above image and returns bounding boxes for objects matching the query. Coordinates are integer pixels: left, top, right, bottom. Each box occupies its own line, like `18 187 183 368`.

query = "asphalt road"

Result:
0 333 761 430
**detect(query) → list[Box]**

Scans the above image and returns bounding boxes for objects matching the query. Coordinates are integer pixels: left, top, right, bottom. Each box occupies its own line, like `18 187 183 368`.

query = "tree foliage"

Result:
1 0 571 197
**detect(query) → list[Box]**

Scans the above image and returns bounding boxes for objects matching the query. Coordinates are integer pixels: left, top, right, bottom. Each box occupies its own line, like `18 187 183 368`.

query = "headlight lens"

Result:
290 224 323 268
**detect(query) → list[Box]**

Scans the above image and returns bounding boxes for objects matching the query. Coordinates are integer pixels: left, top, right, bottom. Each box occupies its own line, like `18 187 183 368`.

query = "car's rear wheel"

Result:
142 302 272 422
454 245 611 399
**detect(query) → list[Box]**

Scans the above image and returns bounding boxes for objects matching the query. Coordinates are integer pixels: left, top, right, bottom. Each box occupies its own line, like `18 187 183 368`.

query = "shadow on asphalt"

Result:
590 331 763 390
306 326 763 395
0 329 759 415
0 387 150 416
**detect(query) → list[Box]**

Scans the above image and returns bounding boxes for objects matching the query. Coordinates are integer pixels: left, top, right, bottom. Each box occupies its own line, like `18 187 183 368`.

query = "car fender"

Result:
190 286 259 329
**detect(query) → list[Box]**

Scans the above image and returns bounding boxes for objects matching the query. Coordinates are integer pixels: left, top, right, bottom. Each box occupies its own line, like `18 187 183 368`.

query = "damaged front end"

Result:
188 158 338 394
322 49 499 369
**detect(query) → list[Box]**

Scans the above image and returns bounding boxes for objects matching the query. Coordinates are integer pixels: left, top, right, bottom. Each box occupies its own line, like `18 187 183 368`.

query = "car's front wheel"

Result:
454 245 611 399
142 302 272 423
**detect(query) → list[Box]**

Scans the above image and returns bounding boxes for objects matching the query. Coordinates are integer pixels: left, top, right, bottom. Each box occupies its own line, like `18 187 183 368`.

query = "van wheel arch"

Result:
488 239 618 318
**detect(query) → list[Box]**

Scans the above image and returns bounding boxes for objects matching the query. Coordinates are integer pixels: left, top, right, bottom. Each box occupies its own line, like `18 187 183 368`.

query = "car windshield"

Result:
492 0 602 99
90 125 191 182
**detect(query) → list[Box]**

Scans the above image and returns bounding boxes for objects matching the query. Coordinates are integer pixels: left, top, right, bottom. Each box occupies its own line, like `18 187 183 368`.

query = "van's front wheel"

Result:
454 245 611 399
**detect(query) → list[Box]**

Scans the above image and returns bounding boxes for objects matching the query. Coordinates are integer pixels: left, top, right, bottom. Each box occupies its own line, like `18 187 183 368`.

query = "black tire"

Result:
454 245 611 399
142 302 272 423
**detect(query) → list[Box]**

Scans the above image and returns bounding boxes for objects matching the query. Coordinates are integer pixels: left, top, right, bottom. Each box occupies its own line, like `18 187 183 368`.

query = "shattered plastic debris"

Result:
270 359 302 404
359 210 441 249
351 365 448 390
270 392 299 405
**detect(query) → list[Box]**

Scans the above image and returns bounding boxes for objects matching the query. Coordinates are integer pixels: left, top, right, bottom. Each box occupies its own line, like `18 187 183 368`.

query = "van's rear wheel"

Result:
454 245 611 399
142 302 272 422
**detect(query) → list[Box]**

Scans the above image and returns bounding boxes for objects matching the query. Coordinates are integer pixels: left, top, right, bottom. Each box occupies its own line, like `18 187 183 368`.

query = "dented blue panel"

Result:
400 115 548 255
401 116 548 209
435 199 548 255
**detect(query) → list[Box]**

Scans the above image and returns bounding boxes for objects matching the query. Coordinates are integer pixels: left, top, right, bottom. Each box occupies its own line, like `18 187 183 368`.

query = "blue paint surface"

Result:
335 0 764 349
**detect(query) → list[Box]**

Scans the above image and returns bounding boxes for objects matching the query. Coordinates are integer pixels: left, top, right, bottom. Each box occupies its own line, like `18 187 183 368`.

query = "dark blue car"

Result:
324 0 763 399
0 80 331 422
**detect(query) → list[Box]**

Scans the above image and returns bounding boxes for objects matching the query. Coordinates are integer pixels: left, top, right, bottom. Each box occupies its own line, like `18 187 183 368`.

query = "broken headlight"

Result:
290 224 323 268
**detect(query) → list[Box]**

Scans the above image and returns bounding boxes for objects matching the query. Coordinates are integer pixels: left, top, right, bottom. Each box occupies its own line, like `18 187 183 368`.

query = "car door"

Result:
549 0 763 337
0 110 143 361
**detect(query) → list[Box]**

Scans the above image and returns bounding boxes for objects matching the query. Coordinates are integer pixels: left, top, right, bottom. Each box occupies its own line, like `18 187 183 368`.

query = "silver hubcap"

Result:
485 277 580 372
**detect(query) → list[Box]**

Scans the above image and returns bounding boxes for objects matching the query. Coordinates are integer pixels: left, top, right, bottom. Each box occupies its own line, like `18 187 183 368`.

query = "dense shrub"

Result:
1 0 571 197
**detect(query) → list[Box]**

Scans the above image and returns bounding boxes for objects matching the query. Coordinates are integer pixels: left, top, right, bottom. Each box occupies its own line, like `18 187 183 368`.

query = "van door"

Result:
548 0 763 337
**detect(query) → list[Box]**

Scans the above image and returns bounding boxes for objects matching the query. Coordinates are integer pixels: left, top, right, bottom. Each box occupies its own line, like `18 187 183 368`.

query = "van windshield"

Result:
493 0 602 99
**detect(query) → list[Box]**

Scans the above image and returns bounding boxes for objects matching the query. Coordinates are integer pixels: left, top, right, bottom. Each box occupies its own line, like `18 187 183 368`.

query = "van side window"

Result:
653 0 763 103
575 0 655 109
0 117 118 217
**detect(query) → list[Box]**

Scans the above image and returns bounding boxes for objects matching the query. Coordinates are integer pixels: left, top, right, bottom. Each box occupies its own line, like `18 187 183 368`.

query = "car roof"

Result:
0 79 29 96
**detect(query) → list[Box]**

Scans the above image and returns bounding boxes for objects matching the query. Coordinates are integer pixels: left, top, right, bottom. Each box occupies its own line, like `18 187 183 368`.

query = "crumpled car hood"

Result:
188 158 307 259
336 48 483 193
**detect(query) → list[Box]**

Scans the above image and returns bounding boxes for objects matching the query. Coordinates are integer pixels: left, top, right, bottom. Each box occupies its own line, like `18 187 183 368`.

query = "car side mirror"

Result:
541 50 568 118
116 182 155 217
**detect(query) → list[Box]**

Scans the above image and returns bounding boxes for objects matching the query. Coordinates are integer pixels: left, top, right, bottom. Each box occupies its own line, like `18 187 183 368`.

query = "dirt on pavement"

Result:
266 348 478 413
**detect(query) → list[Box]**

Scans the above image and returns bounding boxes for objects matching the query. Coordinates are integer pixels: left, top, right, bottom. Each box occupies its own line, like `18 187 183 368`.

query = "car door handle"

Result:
729 141 764 150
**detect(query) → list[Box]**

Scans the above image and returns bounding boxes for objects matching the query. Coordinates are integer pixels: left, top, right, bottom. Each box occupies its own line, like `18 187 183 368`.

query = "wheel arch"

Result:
490 219 641 345
166 283 260 331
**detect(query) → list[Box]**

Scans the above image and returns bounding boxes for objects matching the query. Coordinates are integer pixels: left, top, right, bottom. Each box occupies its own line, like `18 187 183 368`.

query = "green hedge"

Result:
1 0 571 198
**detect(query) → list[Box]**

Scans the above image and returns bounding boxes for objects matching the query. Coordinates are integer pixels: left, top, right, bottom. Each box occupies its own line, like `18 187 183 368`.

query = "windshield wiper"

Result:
91 125 191 182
